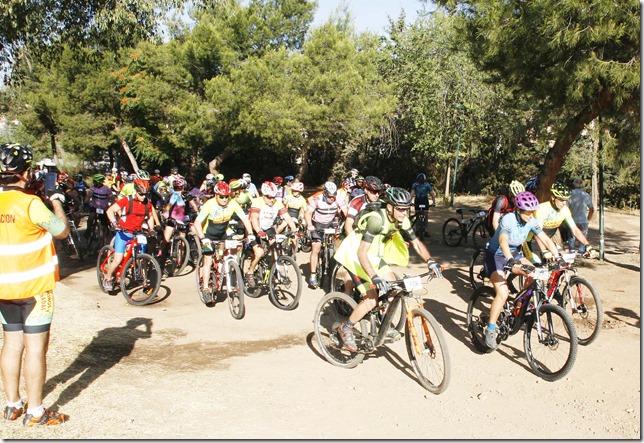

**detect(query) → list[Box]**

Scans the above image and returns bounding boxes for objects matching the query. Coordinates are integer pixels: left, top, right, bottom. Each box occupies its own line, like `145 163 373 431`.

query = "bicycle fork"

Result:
405 298 436 358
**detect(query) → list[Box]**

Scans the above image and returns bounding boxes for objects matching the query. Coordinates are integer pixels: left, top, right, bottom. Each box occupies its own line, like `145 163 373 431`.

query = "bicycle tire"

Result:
468 249 487 289
86 221 101 256
188 234 202 266
268 255 302 310
524 303 578 381
195 254 215 305
96 245 114 293
313 291 366 369
299 231 312 253
466 286 497 353
226 260 245 319
169 236 190 276
72 227 84 260
560 276 603 345
405 308 451 394
241 249 262 298
120 253 162 306
414 214 426 239
442 218 463 247
471 220 490 251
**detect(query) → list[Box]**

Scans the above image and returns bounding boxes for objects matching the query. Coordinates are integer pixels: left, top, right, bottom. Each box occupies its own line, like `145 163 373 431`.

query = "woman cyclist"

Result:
482 191 561 350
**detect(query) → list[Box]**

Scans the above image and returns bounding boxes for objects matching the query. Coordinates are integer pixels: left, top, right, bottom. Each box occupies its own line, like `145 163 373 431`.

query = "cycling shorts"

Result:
345 259 393 296
113 230 135 254
251 227 277 247
0 291 54 333
483 250 523 277
310 220 337 242
414 197 430 212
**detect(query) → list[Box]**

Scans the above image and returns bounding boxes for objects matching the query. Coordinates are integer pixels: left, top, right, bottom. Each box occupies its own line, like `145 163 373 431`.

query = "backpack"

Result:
485 195 511 234
122 195 150 220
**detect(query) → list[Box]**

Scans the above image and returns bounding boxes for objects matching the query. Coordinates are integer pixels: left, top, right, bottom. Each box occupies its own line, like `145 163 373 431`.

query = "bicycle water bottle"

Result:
513 289 530 316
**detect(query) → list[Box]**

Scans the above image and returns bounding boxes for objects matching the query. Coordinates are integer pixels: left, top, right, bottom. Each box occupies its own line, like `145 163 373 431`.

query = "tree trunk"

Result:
444 163 451 199
537 86 614 201
207 147 234 175
114 123 139 172
297 145 309 181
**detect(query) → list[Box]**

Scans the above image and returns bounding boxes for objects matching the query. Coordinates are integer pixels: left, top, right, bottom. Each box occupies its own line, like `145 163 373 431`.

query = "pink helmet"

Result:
261 181 278 197
291 181 304 192
515 191 540 211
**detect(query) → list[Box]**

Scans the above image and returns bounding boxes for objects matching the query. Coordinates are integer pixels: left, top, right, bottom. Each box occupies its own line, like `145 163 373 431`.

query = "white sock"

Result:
27 404 44 418
7 400 23 408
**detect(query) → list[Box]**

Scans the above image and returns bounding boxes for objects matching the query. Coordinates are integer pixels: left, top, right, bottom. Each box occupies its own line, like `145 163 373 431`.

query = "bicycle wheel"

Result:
405 308 451 394
72 227 84 260
414 214 426 239
241 248 262 298
524 304 578 381
313 292 366 369
96 245 114 293
466 286 496 353
471 220 490 251
166 236 190 277
299 231 312 253
560 276 602 345
468 249 487 289
188 234 202 266
269 255 302 310
120 253 162 305
226 260 245 319
442 218 463 247
86 221 100 256
195 254 215 305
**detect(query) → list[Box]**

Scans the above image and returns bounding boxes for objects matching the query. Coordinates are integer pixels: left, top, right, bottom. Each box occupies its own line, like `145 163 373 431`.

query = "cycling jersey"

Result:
118 182 136 198
115 196 152 232
486 211 543 256
249 197 288 232
282 193 307 219
167 191 186 221
346 194 369 220
307 192 347 225
89 185 111 210
411 181 433 202
197 198 246 239
531 201 576 238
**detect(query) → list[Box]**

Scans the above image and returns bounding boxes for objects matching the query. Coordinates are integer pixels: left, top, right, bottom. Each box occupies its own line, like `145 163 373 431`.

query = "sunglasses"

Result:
555 198 567 202
394 206 409 213
217 195 230 200
137 192 148 197
265 195 276 200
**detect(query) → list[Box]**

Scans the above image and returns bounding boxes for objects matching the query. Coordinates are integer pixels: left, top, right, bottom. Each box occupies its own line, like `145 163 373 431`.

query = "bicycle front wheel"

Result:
241 248 262 298
471 220 490 251
96 245 114 293
226 260 245 319
169 236 190 277
524 304 578 381
466 286 497 353
195 254 215 306
269 255 302 310
468 249 487 289
120 253 162 305
313 292 366 369
561 276 602 345
405 308 451 394
442 218 463 246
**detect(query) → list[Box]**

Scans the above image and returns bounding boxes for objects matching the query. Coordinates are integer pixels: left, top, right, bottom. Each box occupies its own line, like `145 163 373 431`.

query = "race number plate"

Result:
532 267 550 282
323 228 336 235
478 211 486 217
96 208 104 214
403 276 423 291
136 234 147 245
225 239 239 249
562 253 576 264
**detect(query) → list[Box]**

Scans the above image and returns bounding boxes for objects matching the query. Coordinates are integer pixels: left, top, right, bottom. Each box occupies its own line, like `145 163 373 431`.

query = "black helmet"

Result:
550 181 571 200
364 176 384 192
0 143 33 175
383 187 412 206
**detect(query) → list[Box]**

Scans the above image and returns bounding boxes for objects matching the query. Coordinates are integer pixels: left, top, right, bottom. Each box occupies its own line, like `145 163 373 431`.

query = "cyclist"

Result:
102 179 156 291
242 173 258 198
486 180 525 233
84 173 112 240
226 179 252 237
333 187 443 351
344 176 385 236
283 175 295 197
523 181 598 264
74 173 88 210
278 180 306 252
482 191 561 350
246 181 298 286
193 181 254 297
350 176 366 199
119 170 148 198
305 181 348 287
272 176 285 200
410 172 436 210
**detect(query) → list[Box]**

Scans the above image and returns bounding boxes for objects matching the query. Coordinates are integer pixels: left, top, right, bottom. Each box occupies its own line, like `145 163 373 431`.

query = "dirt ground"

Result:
0 195 639 439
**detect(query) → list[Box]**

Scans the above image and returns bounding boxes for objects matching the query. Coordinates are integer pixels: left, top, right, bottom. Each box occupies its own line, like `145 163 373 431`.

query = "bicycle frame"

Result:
99 232 147 279
207 238 243 291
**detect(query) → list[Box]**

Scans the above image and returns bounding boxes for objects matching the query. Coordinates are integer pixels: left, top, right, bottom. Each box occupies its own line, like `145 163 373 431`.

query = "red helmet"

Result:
291 181 304 192
58 172 69 182
261 181 278 197
133 179 150 194
214 181 231 196
272 176 283 186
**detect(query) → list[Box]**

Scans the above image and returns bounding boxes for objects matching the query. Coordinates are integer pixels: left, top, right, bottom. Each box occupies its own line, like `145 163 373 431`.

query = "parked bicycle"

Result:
97 231 162 305
241 233 302 310
196 237 245 319
314 270 450 394
466 262 578 381
442 208 489 249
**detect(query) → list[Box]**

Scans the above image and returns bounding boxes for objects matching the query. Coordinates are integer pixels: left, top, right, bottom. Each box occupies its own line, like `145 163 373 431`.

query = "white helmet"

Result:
261 181 278 197
323 181 337 197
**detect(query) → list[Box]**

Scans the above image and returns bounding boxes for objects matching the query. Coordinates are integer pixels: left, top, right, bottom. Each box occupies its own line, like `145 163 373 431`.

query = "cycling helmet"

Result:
383 187 412 206
364 176 384 192
514 191 540 211
284 175 294 182
261 181 278 198
136 169 150 180
171 167 179 174
349 168 359 177
126 173 136 183
229 179 245 190
173 178 186 189
509 180 525 196
416 173 426 182
323 181 337 197
92 173 105 184
74 173 83 181
272 176 283 186
342 177 355 191
133 179 150 194
214 173 224 182
58 172 69 182
550 181 570 200
291 181 304 192
206 173 214 180
214 181 230 196
154 169 160 174
355 175 365 184
524 177 539 193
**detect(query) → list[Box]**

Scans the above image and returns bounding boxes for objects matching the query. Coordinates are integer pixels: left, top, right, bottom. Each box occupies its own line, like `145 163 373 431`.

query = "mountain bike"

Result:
157 219 191 277
96 231 162 305
466 262 578 381
241 233 302 310
60 208 84 260
313 224 341 291
468 249 522 294
314 270 451 394
442 208 489 249
196 238 245 319
410 203 434 239
85 207 111 256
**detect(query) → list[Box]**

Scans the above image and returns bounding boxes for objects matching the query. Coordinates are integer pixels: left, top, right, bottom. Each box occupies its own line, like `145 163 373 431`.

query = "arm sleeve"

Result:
29 198 66 237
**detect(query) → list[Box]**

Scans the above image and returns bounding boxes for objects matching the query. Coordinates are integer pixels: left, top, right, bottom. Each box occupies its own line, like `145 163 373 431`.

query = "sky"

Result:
312 0 429 34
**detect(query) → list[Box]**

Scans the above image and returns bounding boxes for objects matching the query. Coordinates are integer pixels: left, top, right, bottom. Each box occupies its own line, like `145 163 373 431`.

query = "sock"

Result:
487 323 497 332
7 400 23 408
27 404 44 418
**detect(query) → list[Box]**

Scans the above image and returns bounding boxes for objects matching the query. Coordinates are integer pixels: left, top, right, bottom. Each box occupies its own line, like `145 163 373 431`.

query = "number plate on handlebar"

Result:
418 204 426 209
136 234 147 245
275 234 287 243
225 239 239 249
532 267 550 282
477 211 486 217
323 228 336 235
403 276 423 291
96 208 104 214
561 253 576 263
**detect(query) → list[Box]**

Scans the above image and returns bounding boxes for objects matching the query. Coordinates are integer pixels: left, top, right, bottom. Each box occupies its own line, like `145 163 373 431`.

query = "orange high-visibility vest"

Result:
0 190 59 299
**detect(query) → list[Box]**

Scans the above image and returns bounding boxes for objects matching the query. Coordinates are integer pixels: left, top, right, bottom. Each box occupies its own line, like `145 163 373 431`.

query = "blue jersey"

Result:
486 211 543 256
411 181 433 201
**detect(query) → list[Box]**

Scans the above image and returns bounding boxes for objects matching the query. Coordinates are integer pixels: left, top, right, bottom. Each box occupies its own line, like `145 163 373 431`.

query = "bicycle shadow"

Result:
605 307 640 328
43 317 153 407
